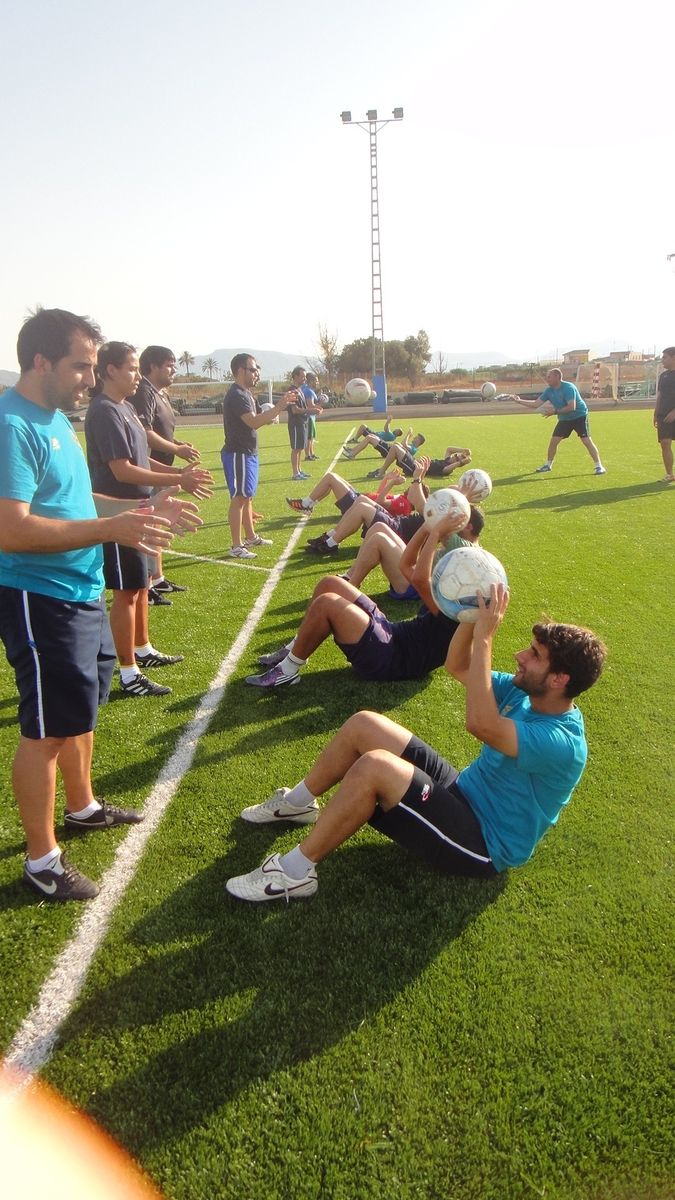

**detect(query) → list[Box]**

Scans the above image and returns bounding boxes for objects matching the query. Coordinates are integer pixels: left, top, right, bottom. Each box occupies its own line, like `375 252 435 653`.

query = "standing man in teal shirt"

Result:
514 368 606 474
0 309 200 901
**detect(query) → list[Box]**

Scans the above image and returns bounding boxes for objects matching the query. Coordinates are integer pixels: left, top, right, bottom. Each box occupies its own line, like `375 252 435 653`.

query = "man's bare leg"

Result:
13 735 63 858
327 496 379 544
346 527 408 591
228 494 247 548
298 711 415 860
58 732 96 813
660 436 673 477
109 589 139 667
580 435 603 466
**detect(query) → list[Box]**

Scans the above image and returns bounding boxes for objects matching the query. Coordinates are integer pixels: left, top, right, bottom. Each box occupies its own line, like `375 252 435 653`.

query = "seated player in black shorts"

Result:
365 431 426 478
301 466 429 556
227 585 606 902
425 445 472 477
245 509 472 688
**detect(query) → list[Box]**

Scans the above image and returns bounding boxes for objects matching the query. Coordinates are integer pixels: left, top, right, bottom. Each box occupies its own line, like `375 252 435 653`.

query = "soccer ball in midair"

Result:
457 468 493 502
345 377 373 403
431 545 508 623
481 381 497 400
423 487 471 531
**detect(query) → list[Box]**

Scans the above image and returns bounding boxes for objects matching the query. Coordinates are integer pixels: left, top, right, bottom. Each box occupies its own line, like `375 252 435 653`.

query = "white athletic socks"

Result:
284 780 316 809
120 665 141 684
303 497 315 509
65 800 102 820
279 652 307 678
325 534 338 548
279 845 317 880
27 848 64 874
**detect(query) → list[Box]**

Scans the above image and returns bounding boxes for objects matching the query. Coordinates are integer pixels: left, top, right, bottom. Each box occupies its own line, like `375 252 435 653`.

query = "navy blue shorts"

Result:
0 588 116 739
288 423 308 451
336 488 360 515
221 450 259 499
553 416 589 439
334 594 404 681
103 542 149 590
369 735 497 878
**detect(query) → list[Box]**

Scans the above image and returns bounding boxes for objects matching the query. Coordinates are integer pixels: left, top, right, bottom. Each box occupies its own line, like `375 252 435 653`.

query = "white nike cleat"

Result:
226 853 318 903
240 787 319 825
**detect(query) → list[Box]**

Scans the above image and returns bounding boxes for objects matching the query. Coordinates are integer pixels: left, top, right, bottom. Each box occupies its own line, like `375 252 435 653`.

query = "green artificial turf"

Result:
0 410 672 1199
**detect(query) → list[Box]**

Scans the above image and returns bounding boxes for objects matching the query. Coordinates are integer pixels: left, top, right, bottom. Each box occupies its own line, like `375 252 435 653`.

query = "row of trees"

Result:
312 327 432 387
177 353 230 382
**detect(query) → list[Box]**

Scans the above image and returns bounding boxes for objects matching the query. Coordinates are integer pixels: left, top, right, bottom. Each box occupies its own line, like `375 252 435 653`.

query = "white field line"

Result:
166 549 272 574
4 438 352 1079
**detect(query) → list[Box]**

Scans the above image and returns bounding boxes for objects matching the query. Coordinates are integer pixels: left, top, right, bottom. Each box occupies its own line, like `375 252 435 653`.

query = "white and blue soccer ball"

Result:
423 487 471 530
481 381 497 400
431 545 508 622
457 468 493 502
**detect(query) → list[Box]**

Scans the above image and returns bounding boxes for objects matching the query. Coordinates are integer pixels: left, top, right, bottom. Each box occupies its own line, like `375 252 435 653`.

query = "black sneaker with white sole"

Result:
120 672 172 697
23 852 99 901
147 586 171 606
64 800 144 831
135 650 184 668
152 578 187 593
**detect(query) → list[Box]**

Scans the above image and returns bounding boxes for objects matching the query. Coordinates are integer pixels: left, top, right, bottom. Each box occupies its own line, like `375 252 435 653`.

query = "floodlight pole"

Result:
340 107 404 413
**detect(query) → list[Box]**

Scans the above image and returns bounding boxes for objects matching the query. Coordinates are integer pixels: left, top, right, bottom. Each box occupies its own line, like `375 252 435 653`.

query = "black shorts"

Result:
656 419 675 442
288 423 308 451
369 735 498 878
103 542 149 591
336 488 360 515
553 416 589 439
0 588 116 739
397 451 417 477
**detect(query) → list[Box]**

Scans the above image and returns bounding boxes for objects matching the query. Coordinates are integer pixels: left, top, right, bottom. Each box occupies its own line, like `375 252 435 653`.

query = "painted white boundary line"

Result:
166 549 272 574
4 439 352 1078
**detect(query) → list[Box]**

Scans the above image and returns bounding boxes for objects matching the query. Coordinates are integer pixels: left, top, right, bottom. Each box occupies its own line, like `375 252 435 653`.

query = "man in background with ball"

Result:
227 575 606 902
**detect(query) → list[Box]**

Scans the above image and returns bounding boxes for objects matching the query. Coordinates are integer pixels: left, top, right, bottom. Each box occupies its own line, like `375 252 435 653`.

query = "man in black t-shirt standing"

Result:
222 353 291 558
654 346 675 482
129 345 200 601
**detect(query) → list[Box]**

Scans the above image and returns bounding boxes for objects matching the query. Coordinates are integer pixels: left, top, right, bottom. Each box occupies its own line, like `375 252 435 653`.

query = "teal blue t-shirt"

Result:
0 389 104 601
458 672 588 870
540 381 588 420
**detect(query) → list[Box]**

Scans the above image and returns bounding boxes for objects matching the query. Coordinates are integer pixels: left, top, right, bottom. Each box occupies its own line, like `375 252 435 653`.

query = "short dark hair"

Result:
662 346 675 356
532 621 606 699
291 366 306 381
139 345 174 375
91 341 136 397
17 307 103 372
467 505 485 538
393 427 404 436
231 352 254 375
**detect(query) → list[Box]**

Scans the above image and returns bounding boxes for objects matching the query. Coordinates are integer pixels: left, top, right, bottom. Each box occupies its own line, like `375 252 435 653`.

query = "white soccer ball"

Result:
457 468 493 502
481 381 497 400
431 545 508 623
345 377 373 403
423 487 471 530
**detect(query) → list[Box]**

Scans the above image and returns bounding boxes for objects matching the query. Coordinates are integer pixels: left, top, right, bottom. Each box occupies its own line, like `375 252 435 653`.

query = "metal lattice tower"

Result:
341 107 403 410
369 122 385 382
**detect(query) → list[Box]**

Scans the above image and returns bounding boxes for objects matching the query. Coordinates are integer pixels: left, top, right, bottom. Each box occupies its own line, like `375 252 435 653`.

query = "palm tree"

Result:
179 351 194 378
202 357 218 380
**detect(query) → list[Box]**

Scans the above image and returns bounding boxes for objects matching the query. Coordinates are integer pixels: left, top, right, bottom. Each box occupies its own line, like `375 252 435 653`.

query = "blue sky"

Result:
2 0 673 370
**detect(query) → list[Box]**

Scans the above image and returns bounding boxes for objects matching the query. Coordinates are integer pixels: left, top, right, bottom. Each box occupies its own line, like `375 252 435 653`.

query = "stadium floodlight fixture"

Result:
341 105 405 409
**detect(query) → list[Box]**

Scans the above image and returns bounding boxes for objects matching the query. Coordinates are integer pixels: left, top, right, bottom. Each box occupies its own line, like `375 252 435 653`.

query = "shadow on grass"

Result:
491 479 668 515
61 836 506 1151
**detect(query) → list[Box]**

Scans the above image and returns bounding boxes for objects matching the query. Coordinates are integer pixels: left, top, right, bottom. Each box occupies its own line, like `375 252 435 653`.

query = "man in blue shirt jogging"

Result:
514 368 606 474
226 568 606 903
